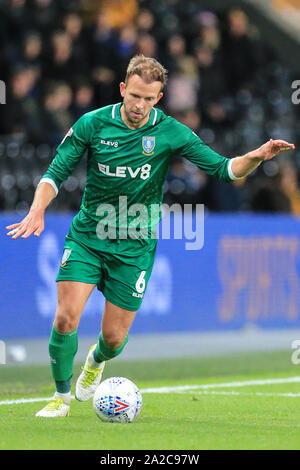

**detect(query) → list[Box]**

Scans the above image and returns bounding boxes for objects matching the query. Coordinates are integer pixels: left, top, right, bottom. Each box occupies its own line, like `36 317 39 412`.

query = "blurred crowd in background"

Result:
1 0 300 214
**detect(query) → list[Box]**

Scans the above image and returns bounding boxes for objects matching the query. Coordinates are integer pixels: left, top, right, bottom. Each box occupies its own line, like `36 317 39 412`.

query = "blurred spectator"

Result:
20 32 43 80
279 162 300 215
3 0 32 46
221 9 262 93
251 176 291 212
164 34 188 73
41 81 73 146
166 76 198 114
6 66 42 141
42 31 82 85
92 67 117 108
196 11 221 51
71 80 96 120
99 0 138 29
115 24 138 81
175 108 201 132
30 0 58 39
63 12 88 66
87 10 117 70
136 8 155 34
63 12 82 41
194 42 227 127
165 35 199 113
136 33 158 59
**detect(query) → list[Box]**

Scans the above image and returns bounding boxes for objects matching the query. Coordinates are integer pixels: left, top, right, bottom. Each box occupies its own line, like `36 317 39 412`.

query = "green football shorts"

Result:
56 235 157 311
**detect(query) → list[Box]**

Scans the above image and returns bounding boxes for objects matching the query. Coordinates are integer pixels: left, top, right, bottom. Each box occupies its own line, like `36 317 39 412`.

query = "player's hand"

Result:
253 139 295 161
6 208 45 239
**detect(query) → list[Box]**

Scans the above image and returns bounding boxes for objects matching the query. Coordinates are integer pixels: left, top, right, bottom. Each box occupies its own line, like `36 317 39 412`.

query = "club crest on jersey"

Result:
142 136 155 155
60 248 72 267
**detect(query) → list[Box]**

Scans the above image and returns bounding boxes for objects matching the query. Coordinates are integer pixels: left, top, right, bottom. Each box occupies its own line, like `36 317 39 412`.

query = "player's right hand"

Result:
6 208 45 239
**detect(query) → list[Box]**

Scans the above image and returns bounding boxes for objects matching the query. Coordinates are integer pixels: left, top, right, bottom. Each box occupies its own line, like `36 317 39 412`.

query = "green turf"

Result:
1 350 300 450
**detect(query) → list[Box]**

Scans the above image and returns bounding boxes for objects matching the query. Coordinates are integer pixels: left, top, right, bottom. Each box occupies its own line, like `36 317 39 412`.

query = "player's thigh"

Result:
55 236 103 331
101 247 156 313
55 281 96 332
56 236 103 287
101 299 137 348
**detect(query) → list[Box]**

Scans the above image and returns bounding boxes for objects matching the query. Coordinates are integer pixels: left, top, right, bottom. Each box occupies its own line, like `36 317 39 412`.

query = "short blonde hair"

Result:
125 55 168 90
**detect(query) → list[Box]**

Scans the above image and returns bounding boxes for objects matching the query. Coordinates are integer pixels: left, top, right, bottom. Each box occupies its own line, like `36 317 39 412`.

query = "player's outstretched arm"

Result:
231 139 295 178
6 182 56 240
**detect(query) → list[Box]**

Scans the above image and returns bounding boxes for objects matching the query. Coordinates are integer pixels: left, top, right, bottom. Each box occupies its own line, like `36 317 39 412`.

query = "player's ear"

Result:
155 92 163 105
120 82 126 98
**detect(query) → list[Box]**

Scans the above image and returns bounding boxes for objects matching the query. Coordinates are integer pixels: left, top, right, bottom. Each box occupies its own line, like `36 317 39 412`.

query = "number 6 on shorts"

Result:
135 270 146 294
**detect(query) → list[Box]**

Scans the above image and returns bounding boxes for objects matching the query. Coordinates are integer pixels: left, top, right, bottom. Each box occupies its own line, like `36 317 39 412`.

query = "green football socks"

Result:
48 326 78 393
48 327 128 392
93 332 128 363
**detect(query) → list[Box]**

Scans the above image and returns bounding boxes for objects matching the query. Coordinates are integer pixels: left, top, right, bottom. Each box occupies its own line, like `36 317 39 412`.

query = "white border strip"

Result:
0 397 55 406
152 108 157 125
112 103 118 119
38 178 58 196
1 376 300 406
228 158 243 181
141 376 300 393
189 391 300 397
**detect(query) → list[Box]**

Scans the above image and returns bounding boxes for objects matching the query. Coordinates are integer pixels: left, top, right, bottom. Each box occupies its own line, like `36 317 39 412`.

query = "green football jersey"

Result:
41 103 235 256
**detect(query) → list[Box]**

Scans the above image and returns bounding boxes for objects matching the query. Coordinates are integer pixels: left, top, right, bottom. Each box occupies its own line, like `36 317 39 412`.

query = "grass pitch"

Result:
1 350 300 450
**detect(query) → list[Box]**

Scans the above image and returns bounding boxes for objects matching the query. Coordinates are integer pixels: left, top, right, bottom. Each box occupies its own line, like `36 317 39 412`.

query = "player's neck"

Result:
120 104 150 130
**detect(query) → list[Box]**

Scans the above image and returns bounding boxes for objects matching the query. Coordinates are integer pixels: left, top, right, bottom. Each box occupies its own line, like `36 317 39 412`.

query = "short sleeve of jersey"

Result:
170 119 232 182
40 113 91 192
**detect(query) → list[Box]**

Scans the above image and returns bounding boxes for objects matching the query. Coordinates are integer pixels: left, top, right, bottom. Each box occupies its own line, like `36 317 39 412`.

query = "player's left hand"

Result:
254 139 295 161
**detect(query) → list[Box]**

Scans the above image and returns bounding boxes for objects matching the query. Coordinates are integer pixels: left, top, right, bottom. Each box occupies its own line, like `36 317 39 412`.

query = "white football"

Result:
93 377 142 423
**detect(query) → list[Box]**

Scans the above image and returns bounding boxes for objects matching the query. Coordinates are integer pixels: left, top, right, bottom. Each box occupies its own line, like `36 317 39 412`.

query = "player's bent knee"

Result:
102 332 126 351
54 309 79 333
